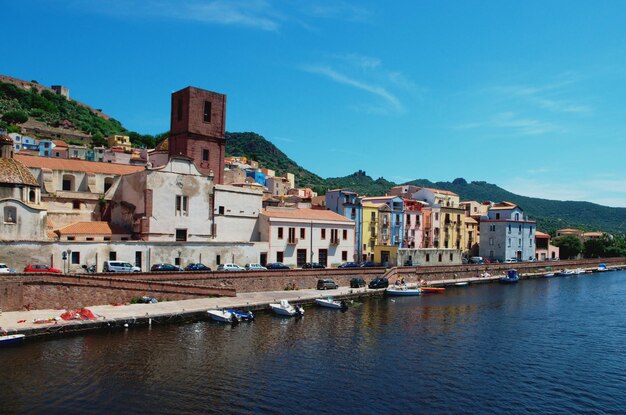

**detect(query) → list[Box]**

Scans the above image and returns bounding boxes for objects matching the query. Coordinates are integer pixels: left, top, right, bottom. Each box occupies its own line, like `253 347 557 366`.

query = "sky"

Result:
4 1 626 207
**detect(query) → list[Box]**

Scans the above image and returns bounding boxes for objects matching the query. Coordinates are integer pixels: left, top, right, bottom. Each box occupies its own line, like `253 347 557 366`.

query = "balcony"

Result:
330 238 340 246
287 238 298 245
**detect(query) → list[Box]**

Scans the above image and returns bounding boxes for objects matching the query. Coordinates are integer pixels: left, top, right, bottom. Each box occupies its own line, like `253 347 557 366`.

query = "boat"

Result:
315 297 348 310
454 281 469 286
499 269 520 284
543 272 555 278
421 286 446 294
269 299 304 317
385 284 422 296
207 309 240 323
558 269 575 276
0 333 25 346
227 309 255 321
597 263 608 272
574 268 586 275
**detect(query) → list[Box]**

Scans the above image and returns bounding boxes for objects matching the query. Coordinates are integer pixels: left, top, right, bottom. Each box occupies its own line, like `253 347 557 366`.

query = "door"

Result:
297 249 307 267
318 249 328 267
260 253 267 266
135 251 142 271
381 251 390 267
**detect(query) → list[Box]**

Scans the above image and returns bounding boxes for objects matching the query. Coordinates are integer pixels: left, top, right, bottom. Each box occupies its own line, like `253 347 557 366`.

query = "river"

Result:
1 270 625 414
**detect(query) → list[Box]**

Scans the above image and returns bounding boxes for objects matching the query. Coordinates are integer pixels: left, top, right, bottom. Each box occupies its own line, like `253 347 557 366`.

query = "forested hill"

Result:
226 132 626 235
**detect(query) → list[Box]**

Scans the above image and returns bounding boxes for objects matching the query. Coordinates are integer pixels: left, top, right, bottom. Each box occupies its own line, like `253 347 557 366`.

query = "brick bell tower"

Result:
168 86 226 184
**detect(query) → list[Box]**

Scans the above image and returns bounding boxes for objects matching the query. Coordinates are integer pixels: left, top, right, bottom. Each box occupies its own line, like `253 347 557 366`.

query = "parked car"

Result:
0 263 11 273
150 263 182 272
302 262 325 269
338 262 359 268
317 279 338 290
245 263 267 271
103 260 141 273
265 262 290 270
350 277 366 288
24 264 62 273
504 258 518 264
469 256 484 264
184 263 211 271
360 261 380 268
216 263 245 272
368 277 389 289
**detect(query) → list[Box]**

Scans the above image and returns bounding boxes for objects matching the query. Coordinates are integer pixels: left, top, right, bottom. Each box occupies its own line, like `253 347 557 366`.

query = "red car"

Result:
23 264 62 273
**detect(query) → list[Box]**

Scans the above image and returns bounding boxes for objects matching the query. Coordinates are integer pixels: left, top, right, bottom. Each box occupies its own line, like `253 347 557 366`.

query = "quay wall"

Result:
1 258 624 312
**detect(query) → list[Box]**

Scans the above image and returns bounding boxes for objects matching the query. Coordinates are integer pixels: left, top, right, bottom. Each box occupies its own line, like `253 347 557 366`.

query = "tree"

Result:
583 238 605 258
553 235 583 259
2 110 29 125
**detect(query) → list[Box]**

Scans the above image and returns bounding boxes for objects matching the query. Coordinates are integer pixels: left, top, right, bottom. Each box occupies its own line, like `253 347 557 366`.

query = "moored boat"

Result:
558 269 575 276
597 263 608 272
421 287 445 294
543 272 555 278
207 309 240 323
385 285 422 296
315 297 348 310
574 268 586 275
454 281 469 286
499 269 520 284
269 299 304 317
0 333 26 346
227 309 255 321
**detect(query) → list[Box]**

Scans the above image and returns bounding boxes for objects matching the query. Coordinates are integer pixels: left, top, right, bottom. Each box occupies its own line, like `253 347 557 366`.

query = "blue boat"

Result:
499 269 520 284
0 334 25 346
227 309 255 321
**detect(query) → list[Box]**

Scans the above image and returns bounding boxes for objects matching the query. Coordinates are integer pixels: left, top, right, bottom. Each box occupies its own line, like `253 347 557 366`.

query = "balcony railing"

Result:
330 238 340 245
287 238 298 245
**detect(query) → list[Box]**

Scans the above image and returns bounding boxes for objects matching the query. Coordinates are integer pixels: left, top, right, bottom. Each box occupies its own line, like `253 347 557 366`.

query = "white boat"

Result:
269 299 304 317
597 263 608 272
454 281 469 286
574 268 586 275
558 269 575 276
207 309 240 323
543 272 555 278
385 285 422 296
0 333 25 346
315 297 348 310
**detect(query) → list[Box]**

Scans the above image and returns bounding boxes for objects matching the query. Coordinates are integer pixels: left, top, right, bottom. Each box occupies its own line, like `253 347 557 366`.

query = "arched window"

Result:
29 190 36 203
4 206 17 224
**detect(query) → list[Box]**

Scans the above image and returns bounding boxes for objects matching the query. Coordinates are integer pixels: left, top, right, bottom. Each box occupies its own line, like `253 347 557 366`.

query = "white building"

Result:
259 207 355 267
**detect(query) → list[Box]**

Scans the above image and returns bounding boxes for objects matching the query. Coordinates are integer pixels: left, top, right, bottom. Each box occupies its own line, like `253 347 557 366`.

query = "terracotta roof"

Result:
464 217 478 224
53 140 68 148
56 221 129 235
361 196 400 201
557 228 580 233
421 188 458 196
262 208 353 223
0 158 39 186
155 138 169 151
15 154 145 175
535 231 550 238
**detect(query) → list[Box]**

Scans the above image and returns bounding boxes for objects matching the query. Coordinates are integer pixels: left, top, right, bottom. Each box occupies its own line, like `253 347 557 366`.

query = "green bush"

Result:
2 110 28 124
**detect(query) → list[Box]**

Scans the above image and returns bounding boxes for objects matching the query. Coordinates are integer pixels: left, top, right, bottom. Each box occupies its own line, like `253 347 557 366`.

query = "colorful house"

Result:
325 189 363 262
479 202 537 262
361 196 404 248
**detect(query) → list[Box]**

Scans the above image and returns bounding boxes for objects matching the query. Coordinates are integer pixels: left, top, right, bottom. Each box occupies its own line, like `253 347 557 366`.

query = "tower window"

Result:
202 149 209 161
204 101 212 123
177 98 183 122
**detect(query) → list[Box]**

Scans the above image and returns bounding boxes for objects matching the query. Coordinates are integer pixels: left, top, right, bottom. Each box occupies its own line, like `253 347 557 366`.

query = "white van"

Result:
103 261 141 273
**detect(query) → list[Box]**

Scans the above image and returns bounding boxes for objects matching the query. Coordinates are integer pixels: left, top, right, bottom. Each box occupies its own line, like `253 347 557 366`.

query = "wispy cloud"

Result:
457 112 563 136
493 78 591 114
302 65 403 112
271 136 294 143
76 0 372 32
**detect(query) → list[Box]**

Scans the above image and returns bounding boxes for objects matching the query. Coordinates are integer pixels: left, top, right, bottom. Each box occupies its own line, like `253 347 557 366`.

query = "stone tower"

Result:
168 86 226 183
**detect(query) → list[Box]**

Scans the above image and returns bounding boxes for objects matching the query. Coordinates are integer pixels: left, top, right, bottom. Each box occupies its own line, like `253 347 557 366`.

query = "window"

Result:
508 224 511 233
218 206 224 215
321 228 326 239
277 251 284 262
67 236 75 241
518 238 522 247
72 200 81 209
216 254 221 265
202 149 209 161
331 229 339 244
519 225 522 233
86 237 94 241
351 210 356 220
495 213 501 220
515 213 520 221
177 98 183 121
104 237 111 241
508 238 511 247
62 175 74 191
288 227 296 244
104 178 113 192
204 101 212 123
435 213 439 221
29 190 35 203
109 252 117 260
450 253 454 261
4 206 17 223
489 237 494 246
530 239 533 246
278 227 284 239
71 251 80 264
342 251 348 261
371 212 376 221
343 229 348 240
438 253 442 262
175 195 188 216
176 229 188 242
426 254 430 262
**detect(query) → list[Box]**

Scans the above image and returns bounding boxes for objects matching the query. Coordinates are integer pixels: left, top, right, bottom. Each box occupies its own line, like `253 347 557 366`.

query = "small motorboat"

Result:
207 309 240 323
557 269 575 276
0 333 26 346
574 268 586 275
454 281 469 286
227 309 255 321
385 284 422 296
421 286 445 294
543 272 555 278
269 299 304 317
315 297 348 310
499 269 520 284
597 263 608 272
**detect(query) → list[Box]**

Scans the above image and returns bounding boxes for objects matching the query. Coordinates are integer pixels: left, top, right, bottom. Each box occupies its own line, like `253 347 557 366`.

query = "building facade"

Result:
325 189 363 262
479 202 537 261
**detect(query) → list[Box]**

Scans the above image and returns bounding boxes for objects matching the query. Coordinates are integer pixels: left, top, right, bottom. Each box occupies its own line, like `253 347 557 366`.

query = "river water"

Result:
1 270 625 414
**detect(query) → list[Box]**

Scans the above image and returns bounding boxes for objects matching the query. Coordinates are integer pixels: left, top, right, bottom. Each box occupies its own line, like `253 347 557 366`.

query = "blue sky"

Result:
4 1 626 207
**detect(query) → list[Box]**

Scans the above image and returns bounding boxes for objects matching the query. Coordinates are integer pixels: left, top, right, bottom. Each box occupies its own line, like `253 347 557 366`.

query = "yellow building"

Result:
414 188 465 251
107 135 131 150
362 202 397 266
